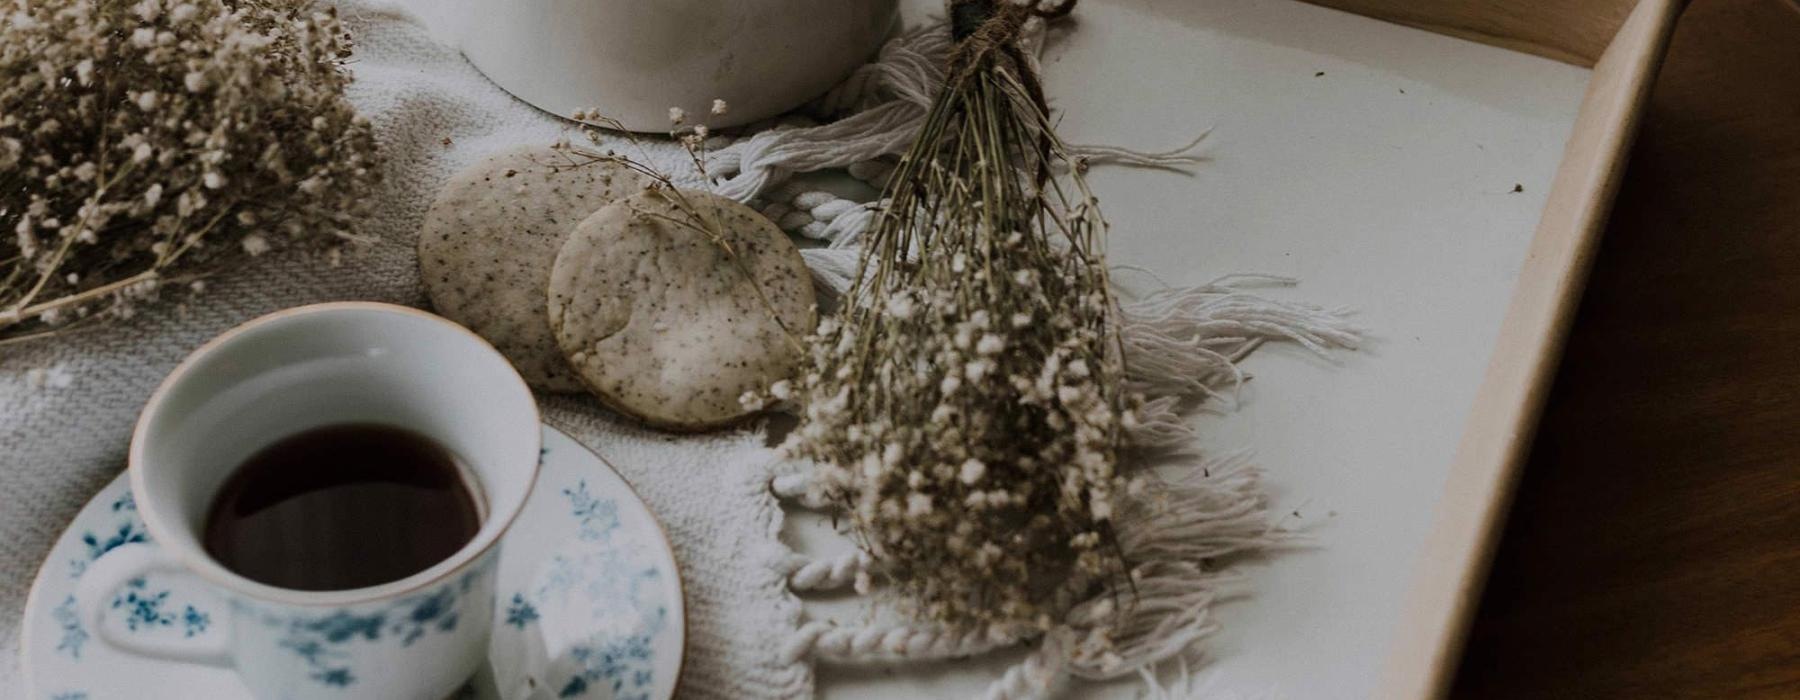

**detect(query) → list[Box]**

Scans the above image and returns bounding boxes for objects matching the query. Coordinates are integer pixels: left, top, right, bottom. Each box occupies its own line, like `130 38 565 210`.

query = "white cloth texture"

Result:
0 2 815 697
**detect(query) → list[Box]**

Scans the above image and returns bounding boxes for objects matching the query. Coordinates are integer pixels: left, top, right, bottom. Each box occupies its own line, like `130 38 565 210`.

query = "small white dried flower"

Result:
906 493 933 518
711 99 729 116
953 325 974 350
240 234 270 256
1089 493 1112 520
885 293 916 319
959 458 986 485
667 106 687 124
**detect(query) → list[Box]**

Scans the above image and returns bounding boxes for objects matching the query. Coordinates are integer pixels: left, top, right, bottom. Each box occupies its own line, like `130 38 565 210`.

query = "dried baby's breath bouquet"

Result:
781 0 1134 630
0 0 381 342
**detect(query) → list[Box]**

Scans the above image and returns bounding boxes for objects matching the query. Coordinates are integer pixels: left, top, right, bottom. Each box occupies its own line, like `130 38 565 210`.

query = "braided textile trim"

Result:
781 549 874 592
782 620 1028 665
978 630 1073 700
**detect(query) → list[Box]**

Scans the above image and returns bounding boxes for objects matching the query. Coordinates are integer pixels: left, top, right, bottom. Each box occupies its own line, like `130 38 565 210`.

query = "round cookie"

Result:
548 188 816 430
419 146 647 392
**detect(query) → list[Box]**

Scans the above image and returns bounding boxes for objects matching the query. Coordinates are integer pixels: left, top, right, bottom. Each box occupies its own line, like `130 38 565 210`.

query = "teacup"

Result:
75 302 541 700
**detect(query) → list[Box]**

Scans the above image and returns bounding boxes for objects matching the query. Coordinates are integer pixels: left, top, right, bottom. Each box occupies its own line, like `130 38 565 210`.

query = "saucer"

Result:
21 425 685 700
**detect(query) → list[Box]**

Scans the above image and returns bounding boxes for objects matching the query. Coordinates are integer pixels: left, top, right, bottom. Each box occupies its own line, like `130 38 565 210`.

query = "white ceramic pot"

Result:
456 0 900 131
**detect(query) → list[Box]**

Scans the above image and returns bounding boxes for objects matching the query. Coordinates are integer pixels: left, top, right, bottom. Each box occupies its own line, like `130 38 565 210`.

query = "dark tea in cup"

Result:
202 423 483 591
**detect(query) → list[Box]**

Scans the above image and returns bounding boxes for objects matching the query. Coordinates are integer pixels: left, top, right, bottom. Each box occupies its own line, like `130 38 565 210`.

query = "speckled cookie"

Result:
418 146 648 392
548 188 816 430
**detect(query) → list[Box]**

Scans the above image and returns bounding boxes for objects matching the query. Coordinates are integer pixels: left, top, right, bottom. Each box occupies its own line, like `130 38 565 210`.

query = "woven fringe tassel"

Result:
1065 454 1281 680
973 453 1283 698
980 629 1073 700
800 248 865 304
1134 658 1269 700
1064 564 1230 679
1119 275 1360 450
1113 452 1281 564
705 24 950 202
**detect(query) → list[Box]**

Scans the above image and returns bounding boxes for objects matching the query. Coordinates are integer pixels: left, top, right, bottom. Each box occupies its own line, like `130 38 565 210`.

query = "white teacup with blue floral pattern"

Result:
75 302 542 700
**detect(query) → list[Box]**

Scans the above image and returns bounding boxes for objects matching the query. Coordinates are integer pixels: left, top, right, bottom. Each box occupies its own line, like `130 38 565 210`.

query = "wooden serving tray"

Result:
816 0 1681 697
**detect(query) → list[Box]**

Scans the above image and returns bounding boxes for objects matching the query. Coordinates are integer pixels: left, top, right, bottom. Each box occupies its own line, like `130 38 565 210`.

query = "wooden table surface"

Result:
1449 0 1800 697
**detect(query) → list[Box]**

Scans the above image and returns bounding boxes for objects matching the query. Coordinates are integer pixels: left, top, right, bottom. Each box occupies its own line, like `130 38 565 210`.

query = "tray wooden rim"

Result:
1357 0 1685 696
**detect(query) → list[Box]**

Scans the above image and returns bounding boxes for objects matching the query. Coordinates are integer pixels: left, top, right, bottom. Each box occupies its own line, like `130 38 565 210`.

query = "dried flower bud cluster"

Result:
1 0 382 338
779 56 1131 629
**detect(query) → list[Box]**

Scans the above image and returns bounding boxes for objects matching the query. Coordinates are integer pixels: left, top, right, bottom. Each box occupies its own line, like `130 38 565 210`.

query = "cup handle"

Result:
75 543 233 667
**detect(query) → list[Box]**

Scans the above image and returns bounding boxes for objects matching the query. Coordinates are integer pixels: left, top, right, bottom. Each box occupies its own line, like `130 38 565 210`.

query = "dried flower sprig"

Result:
0 0 382 340
779 0 1134 630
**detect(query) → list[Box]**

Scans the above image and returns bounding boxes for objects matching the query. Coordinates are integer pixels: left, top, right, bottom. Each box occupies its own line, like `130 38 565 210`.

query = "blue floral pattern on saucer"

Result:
22 426 685 700
497 480 671 699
